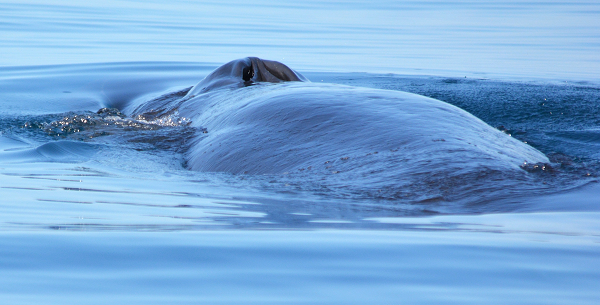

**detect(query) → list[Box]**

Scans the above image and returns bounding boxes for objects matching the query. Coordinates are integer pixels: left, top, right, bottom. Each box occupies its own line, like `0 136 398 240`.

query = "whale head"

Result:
185 57 308 97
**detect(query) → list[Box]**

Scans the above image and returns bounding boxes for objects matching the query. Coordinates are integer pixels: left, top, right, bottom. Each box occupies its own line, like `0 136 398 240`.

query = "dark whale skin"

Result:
184 57 308 97
128 58 548 187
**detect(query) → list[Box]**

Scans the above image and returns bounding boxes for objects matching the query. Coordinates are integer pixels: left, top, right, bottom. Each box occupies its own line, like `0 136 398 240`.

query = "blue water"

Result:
2 0 599 79
1 1 600 304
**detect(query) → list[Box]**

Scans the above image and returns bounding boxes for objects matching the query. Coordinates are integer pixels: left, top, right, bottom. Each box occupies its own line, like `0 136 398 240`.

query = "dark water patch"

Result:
550 130 600 144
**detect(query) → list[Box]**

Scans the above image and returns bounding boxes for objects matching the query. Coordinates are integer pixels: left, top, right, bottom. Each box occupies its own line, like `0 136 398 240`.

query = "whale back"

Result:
128 58 551 203
179 82 548 176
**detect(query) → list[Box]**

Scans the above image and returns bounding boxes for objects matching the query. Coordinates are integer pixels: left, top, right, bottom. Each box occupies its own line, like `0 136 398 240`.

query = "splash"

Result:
23 108 190 140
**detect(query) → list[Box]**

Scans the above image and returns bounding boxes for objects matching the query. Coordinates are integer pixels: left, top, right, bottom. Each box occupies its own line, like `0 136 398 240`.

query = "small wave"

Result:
35 141 98 161
0 140 98 163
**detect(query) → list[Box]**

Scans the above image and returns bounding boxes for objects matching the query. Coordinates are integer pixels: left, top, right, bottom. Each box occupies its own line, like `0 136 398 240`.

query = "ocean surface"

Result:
1 1 600 304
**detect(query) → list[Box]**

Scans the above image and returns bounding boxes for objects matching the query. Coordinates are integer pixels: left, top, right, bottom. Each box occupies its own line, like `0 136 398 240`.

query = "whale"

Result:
125 57 549 200
184 57 308 97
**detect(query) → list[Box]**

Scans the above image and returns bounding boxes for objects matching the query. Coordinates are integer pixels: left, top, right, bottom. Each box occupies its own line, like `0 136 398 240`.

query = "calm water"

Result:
2 0 599 79
1 1 600 304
